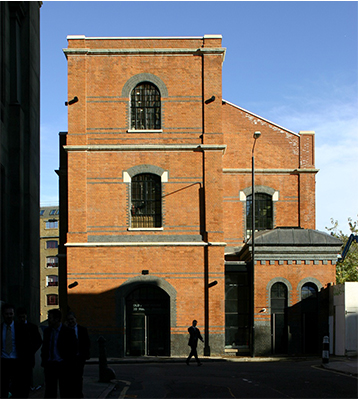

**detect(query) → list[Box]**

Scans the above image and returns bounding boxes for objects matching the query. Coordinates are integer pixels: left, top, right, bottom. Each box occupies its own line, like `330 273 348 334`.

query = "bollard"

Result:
322 336 329 364
97 336 116 382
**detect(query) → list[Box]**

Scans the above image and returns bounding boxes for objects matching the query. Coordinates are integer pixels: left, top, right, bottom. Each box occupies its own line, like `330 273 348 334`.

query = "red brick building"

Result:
59 35 341 357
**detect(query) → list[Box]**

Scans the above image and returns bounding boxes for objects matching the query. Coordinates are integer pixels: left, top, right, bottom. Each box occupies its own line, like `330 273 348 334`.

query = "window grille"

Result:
246 193 273 237
131 83 161 130
131 173 162 228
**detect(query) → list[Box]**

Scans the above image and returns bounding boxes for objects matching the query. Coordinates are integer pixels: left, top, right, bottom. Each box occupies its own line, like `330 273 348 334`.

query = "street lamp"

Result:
251 131 261 358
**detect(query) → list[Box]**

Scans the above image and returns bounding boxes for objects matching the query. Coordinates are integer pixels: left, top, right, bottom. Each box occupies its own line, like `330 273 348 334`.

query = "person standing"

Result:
16 307 42 395
1 303 29 398
66 311 91 398
186 320 204 366
41 309 78 398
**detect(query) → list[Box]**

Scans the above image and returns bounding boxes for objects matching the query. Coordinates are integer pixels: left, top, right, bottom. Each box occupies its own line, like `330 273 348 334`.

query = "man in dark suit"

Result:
16 307 43 395
41 308 78 398
1 303 37 398
66 311 91 398
186 319 204 366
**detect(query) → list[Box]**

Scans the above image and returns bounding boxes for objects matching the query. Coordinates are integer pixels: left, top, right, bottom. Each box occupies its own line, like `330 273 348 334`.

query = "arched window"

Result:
271 282 288 354
131 173 162 228
131 82 161 130
246 193 273 237
271 282 288 313
301 283 319 354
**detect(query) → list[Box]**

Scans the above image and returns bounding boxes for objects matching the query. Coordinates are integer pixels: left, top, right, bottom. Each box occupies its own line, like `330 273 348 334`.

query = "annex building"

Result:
59 35 342 357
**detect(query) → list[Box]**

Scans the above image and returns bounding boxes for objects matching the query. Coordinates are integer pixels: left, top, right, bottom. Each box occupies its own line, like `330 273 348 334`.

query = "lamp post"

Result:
251 131 261 358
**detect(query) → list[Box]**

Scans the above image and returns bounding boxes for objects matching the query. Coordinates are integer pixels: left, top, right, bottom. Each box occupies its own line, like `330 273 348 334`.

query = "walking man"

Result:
186 320 204 366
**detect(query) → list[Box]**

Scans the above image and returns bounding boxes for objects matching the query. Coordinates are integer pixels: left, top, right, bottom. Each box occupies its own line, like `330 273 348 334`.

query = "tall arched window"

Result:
301 283 319 354
271 282 288 354
131 82 161 130
271 282 288 313
131 173 162 228
246 193 273 237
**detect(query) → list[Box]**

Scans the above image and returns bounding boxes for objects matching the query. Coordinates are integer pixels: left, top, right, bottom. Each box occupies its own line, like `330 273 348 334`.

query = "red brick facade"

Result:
61 35 341 357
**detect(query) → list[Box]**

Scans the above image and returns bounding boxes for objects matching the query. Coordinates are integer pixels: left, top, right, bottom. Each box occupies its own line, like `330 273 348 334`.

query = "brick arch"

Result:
297 278 322 301
125 164 167 179
121 73 168 98
241 185 278 198
115 275 177 328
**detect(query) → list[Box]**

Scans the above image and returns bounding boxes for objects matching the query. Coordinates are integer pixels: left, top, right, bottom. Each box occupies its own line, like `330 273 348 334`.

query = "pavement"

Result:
29 355 357 398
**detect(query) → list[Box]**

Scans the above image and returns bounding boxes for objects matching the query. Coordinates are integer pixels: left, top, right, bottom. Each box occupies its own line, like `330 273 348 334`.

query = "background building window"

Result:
46 275 58 287
46 256 58 268
47 294 58 306
131 82 161 130
45 220 58 229
131 173 162 228
246 193 273 237
46 240 58 249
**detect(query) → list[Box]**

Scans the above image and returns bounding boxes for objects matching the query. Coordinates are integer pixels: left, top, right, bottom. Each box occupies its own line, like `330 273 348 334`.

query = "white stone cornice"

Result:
64 144 227 154
67 35 222 40
63 47 226 57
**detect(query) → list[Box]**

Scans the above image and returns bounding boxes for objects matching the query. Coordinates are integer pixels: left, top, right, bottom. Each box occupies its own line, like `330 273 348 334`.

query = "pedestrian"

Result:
186 320 204 366
16 307 43 395
1 303 30 398
41 308 78 398
66 311 91 398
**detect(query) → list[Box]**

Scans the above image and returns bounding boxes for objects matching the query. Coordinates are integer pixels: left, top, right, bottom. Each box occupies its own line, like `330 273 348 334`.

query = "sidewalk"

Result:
321 356 358 377
29 355 357 398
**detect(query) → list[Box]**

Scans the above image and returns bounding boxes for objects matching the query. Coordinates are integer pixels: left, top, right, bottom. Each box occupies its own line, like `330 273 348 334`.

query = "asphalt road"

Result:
107 359 357 398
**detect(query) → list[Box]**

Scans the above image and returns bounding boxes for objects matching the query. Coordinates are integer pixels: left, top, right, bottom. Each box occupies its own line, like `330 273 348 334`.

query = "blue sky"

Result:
40 1 358 234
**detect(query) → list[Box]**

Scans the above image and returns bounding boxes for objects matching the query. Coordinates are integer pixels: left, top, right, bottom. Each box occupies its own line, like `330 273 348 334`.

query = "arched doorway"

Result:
271 282 288 354
126 285 170 356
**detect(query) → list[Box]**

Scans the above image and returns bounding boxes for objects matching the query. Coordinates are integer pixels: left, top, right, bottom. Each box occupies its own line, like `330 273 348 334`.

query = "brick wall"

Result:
63 35 325 357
